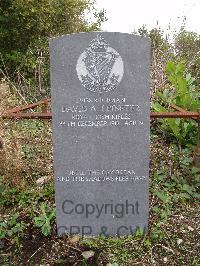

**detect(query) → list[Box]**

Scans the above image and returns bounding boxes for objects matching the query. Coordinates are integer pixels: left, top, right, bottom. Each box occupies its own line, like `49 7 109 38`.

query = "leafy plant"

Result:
149 147 200 242
165 61 200 110
152 61 199 145
34 203 55 236
0 213 27 247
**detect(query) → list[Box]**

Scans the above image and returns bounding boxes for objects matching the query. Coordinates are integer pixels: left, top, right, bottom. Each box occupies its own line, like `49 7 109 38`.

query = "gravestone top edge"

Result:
49 31 151 44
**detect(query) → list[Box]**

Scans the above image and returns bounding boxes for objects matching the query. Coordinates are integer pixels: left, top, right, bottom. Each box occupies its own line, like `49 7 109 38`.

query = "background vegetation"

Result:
0 0 105 101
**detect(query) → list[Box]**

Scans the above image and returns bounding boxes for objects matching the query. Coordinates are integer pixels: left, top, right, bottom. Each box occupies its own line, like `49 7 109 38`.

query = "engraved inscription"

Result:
59 97 144 128
57 169 147 183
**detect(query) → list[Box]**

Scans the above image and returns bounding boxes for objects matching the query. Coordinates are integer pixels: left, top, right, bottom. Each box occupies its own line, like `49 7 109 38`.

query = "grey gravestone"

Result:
49 32 150 237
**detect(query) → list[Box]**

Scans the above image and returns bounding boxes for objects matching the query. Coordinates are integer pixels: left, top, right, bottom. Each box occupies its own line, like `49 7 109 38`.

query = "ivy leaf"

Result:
155 191 170 203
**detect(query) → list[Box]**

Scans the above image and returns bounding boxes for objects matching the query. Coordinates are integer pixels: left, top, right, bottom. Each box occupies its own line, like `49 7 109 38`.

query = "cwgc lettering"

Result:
49 32 150 236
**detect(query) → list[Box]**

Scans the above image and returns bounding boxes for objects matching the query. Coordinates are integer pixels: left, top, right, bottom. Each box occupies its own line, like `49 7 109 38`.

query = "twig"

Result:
152 243 175 254
27 243 45 263
150 243 176 264
67 244 82 252
0 68 28 104
0 253 11 256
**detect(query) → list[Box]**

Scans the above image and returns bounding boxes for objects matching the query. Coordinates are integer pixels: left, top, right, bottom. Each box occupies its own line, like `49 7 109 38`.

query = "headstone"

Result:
49 32 150 237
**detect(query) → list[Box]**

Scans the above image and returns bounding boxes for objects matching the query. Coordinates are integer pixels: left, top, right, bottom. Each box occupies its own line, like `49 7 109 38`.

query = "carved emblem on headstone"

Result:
76 35 124 93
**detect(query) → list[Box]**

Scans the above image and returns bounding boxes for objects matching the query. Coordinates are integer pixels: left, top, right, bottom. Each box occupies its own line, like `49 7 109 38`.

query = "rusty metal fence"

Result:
1 98 200 167
1 98 199 120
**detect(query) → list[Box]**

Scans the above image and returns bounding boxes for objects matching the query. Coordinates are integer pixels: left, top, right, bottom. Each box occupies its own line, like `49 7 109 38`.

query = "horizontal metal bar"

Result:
1 112 52 119
4 98 51 114
1 111 199 120
2 98 199 121
150 112 199 119
170 103 186 112
168 104 198 121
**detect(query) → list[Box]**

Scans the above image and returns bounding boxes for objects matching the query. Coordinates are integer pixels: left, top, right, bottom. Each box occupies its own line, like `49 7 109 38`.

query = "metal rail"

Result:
1 111 199 120
4 98 51 114
0 98 200 167
1 98 199 120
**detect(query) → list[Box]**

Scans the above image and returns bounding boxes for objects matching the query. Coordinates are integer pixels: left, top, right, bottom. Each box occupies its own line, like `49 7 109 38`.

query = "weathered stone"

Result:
49 32 150 236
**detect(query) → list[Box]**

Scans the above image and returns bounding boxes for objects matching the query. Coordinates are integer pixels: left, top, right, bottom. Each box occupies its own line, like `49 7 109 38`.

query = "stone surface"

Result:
81 250 95 259
36 176 51 186
49 32 150 236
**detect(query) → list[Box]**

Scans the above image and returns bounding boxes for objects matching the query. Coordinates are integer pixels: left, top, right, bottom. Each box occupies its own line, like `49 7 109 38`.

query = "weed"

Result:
152 61 199 145
0 213 27 248
34 203 55 236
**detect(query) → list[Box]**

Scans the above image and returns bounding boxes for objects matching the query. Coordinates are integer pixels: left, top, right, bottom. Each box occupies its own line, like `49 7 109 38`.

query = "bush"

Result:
174 30 200 84
0 0 105 101
152 61 200 146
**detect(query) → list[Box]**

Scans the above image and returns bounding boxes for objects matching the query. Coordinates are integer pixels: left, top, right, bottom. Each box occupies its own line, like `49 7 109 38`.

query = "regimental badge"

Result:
76 35 124 93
